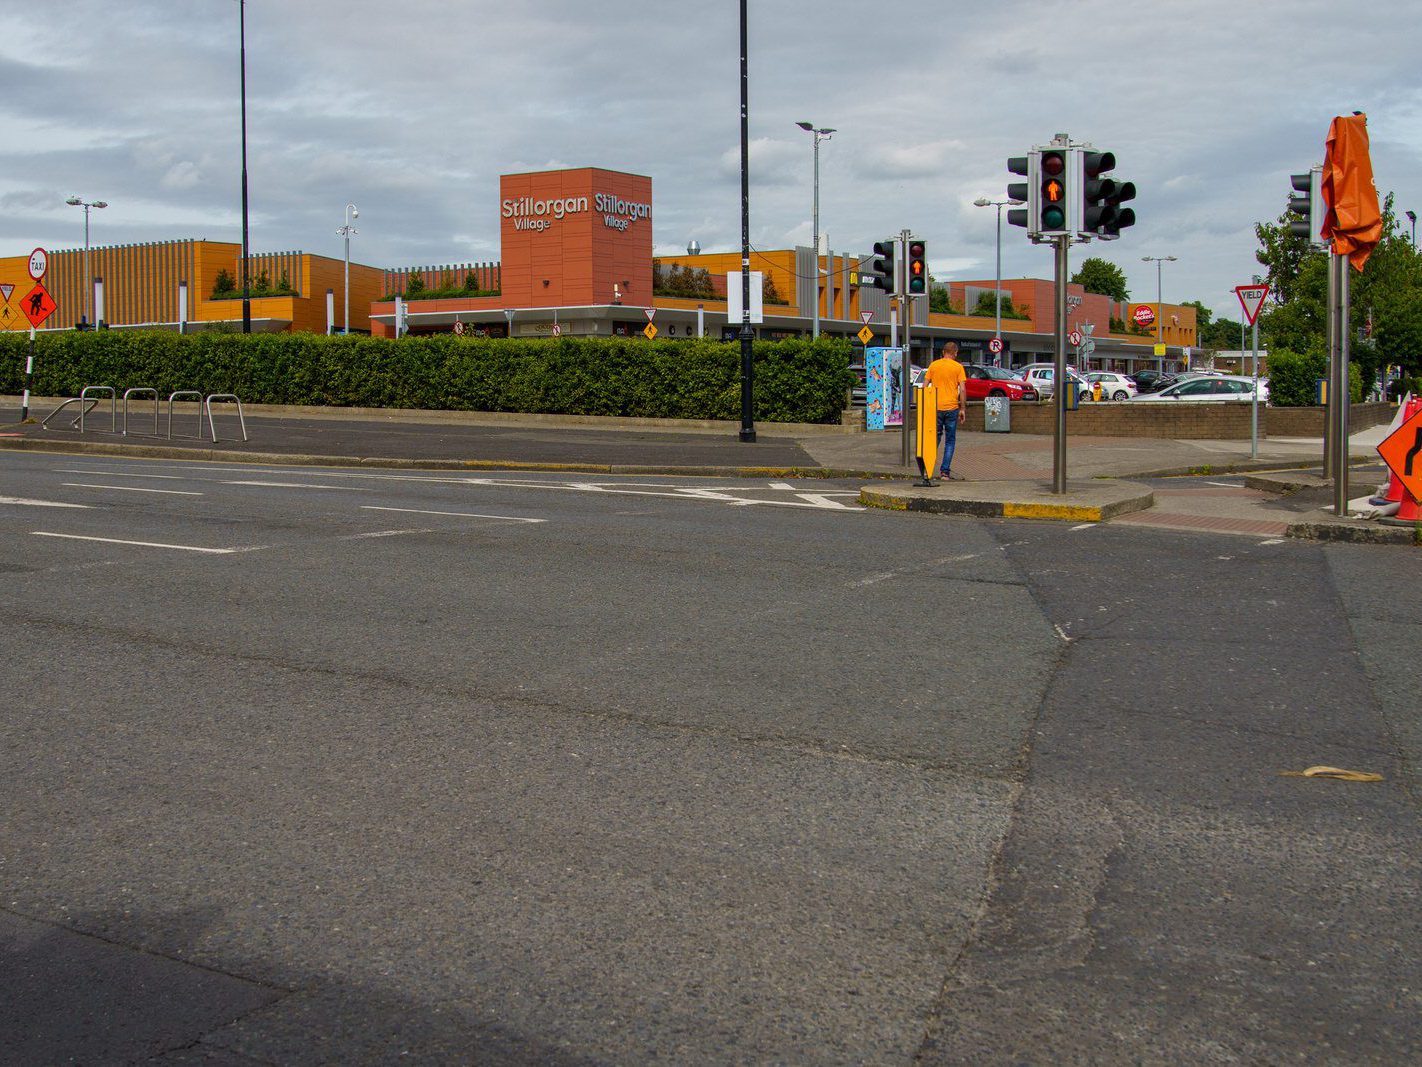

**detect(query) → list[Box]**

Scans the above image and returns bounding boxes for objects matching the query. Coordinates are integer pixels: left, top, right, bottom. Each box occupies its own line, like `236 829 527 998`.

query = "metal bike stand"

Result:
167 391 204 440
78 386 117 433
204 394 248 443
41 396 99 429
122 387 159 436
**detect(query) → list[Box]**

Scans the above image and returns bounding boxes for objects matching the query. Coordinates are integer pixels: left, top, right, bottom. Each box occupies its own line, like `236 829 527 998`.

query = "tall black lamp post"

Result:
737 0 755 442
239 0 251 333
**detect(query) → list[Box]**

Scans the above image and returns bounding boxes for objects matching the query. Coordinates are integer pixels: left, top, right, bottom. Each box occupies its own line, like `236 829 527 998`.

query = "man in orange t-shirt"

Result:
923 341 968 480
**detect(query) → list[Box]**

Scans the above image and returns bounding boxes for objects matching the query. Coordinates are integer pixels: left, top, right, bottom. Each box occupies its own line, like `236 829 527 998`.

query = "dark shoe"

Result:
946 473 966 481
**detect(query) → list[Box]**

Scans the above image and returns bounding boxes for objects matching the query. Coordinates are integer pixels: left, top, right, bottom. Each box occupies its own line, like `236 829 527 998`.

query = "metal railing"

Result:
42 388 248 444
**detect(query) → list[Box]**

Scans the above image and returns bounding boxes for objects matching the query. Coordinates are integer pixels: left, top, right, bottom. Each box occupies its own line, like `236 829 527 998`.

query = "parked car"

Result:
963 364 1038 401
1016 364 1091 400
1084 371 1137 401
1130 370 1168 393
1128 374 1269 403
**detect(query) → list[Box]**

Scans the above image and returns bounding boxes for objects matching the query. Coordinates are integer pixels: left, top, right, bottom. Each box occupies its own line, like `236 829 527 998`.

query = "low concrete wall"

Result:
963 400 1395 440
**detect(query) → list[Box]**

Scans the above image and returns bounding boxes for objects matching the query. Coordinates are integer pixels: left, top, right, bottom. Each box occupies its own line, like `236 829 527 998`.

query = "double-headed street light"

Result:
1142 255 1177 368
973 196 1024 362
65 195 108 328
1406 210 1417 247
795 121 834 339
337 203 358 335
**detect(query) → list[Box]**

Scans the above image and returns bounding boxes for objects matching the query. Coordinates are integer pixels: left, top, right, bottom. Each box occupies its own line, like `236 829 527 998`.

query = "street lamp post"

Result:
1407 210 1417 247
1142 255 1177 370
795 122 834 340
337 203 358 334
238 0 251 333
973 196 1024 363
65 196 108 327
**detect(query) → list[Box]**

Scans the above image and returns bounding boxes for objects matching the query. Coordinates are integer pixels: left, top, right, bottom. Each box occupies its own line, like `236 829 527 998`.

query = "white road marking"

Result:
225 481 372 491
1070 523 1097 531
1206 480 1241 488
0 496 93 509
460 478 861 511
1257 538 1287 545
339 528 437 540
361 506 546 523
31 532 250 554
62 483 203 496
1054 624 1072 642
53 469 190 480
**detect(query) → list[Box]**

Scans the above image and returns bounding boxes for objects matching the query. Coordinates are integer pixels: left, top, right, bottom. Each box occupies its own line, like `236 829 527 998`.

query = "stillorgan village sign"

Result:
503 192 652 232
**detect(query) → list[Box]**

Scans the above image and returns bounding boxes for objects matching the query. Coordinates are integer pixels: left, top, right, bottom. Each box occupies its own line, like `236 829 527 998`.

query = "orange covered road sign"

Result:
1322 114 1382 271
1376 404 1422 505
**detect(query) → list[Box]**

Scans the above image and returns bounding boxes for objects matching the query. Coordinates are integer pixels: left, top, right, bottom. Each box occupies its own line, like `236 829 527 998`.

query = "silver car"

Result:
1127 374 1269 403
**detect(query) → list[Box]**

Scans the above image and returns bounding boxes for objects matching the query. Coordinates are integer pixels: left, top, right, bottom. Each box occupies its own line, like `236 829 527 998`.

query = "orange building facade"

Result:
0 241 384 335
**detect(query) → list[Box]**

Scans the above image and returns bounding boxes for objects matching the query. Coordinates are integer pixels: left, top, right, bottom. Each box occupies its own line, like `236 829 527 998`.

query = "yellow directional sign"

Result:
643 323 657 340
1153 343 1167 356
857 325 874 344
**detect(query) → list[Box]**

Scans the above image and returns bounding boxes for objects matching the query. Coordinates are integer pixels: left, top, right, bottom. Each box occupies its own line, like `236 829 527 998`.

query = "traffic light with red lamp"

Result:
906 240 927 296
1037 148 1069 236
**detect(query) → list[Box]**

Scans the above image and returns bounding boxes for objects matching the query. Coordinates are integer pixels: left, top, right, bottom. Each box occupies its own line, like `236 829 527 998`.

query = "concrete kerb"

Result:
0 436 896 481
859 480 1154 523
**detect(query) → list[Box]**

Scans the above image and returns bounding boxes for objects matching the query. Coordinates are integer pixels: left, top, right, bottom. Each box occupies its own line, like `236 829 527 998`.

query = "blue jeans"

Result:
936 409 959 477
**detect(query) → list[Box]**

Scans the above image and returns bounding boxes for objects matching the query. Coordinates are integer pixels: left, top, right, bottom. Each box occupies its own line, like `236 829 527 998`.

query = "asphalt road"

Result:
1 451 1418 1064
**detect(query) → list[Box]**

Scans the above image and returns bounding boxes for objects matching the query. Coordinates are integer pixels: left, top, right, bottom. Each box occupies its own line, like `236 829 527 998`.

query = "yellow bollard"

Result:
915 384 938 484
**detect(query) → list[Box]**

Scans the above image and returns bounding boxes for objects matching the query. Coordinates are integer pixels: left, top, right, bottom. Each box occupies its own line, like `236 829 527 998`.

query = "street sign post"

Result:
1235 283 1271 459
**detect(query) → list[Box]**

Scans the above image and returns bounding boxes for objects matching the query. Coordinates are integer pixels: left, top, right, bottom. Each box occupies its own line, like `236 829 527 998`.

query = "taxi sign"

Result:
1376 404 1422 504
28 248 48 281
21 282 56 328
857 325 874 344
643 322 657 340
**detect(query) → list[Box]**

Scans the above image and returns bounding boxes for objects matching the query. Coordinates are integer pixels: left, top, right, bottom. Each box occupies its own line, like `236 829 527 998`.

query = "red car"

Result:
962 364 1038 401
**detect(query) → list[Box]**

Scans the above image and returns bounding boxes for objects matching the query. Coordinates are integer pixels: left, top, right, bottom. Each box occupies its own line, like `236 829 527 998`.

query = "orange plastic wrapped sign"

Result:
1321 114 1382 271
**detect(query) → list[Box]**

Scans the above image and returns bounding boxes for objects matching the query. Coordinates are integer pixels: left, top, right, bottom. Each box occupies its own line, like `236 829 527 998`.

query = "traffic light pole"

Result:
899 231 912 469
1053 235 1069 493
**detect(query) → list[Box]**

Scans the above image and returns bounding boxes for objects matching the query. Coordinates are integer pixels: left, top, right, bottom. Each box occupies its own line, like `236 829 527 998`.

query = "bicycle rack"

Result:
41 396 100 429
71 386 119 433
167 391 204 440
205 394 248 443
122 388 159 436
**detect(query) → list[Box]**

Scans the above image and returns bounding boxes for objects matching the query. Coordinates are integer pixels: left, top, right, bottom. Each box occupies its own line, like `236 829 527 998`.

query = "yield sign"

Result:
1377 404 1422 504
860 311 874 324
644 308 656 321
1235 284 1270 326
21 282 57 328
0 283 13 303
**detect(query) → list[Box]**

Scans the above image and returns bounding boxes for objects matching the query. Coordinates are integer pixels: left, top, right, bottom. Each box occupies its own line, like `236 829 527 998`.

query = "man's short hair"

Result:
943 341 958 355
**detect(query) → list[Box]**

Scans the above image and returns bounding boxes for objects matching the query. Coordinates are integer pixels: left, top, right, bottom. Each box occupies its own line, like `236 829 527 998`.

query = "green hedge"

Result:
1267 348 1363 407
0 331 856 424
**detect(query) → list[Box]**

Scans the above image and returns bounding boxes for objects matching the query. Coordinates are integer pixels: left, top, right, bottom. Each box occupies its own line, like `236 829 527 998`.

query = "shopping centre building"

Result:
3 165 1196 374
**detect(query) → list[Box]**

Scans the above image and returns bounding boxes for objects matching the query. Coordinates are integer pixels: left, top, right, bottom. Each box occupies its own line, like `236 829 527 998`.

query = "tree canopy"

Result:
1070 257 1129 302
1254 191 1422 382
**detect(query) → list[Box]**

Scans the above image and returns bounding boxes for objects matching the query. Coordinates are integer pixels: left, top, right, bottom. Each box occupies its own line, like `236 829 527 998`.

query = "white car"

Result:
1084 372 1137 401
1016 365 1090 400
1128 375 1269 403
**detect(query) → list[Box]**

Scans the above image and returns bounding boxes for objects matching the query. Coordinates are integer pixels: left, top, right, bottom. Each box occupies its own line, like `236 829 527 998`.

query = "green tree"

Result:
1070 257 1129 302
212 268 236 296
405 272 426 294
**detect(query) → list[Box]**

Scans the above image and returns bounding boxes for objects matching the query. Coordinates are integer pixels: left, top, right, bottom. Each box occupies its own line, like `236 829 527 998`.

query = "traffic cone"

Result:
1379 489 1421 526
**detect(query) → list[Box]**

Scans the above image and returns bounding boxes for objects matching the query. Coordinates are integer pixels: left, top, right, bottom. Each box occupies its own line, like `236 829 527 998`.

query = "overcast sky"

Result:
4 1 1420 318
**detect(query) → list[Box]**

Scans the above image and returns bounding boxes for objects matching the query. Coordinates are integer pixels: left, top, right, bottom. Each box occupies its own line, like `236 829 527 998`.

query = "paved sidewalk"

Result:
1 398 1415 544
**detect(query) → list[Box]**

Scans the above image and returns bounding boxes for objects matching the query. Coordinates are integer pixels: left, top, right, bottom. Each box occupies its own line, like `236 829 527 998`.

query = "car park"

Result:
1084 372 1137 401
1127 374 1269 403
963 364 1038 401
1129 369 1167 393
